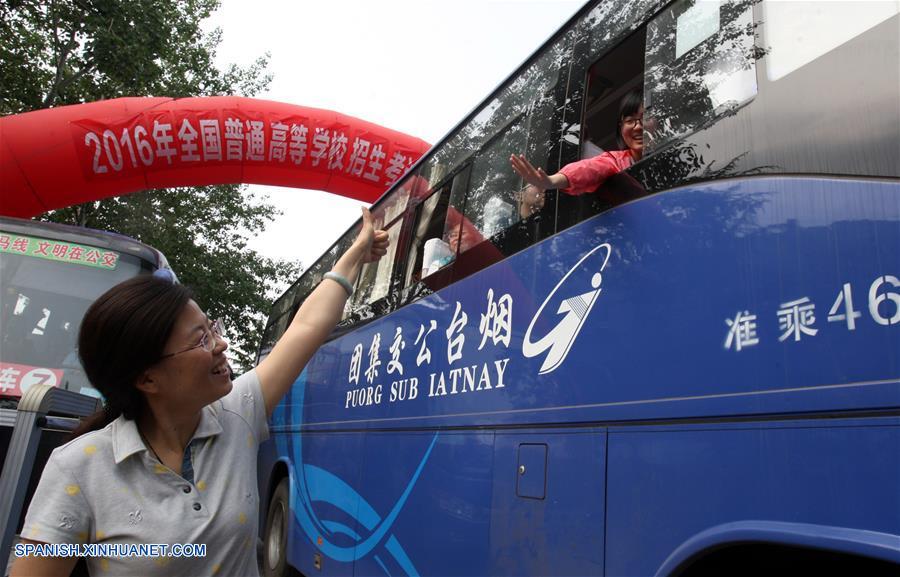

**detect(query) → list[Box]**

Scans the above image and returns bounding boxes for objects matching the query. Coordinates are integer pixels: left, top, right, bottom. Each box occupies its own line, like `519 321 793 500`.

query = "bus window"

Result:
375 180 410 226
0 226 150 404
459 117 528 252
447 37 573 282
556 24 650 233
402 166 464 291
643 0 759 155
351 214 402 308
580 30 646 158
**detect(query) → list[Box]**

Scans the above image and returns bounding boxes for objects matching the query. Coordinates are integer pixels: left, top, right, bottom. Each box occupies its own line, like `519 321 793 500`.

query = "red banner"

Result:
1 97 431 217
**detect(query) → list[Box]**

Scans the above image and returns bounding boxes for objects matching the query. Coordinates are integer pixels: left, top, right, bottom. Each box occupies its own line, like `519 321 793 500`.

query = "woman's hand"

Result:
257 206 391 417
510 154 569 191
352 207 390 264
510 154 555 190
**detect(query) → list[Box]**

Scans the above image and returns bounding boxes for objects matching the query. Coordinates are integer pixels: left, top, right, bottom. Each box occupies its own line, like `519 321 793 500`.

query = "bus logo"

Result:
523 243 611 374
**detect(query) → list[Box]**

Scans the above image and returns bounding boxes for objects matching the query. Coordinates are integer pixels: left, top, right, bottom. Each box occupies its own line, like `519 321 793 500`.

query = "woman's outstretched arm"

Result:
510 154 570 190
256 207 389 416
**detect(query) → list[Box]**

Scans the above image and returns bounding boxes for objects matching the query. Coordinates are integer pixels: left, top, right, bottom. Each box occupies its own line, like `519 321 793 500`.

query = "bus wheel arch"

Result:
659 521 900 577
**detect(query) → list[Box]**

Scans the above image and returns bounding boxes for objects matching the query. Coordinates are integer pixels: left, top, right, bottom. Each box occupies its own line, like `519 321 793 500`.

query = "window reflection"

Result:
352 217 401 307
644 0 759 154
459 119 527 252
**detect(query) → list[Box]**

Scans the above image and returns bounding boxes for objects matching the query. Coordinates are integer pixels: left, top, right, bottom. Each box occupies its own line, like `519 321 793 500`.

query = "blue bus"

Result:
256 1 899 575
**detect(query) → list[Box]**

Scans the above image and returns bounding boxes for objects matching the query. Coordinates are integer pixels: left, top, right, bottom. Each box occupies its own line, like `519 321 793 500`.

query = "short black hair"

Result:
616 87 644 150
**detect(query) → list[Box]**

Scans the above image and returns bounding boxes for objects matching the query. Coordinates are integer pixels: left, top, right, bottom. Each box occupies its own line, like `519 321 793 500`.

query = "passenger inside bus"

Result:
511 87 644 217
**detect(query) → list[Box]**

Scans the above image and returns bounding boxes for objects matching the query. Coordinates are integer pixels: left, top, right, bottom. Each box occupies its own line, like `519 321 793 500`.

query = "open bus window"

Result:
555 23 649 232
580 30 646 159
643 0 759 155
558 0 758 232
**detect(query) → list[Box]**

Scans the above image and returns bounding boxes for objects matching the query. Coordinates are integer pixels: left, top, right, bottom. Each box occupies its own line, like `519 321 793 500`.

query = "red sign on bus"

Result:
0 362 63 398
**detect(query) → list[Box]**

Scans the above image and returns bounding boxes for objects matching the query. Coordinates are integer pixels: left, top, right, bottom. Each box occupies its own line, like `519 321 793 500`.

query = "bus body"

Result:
257 1 899 575
0 215 172 406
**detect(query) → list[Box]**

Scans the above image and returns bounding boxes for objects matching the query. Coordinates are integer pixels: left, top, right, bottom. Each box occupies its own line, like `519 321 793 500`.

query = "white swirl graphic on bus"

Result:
523 243 611 374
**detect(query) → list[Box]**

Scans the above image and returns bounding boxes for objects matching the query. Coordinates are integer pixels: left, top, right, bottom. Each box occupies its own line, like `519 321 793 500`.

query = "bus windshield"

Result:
0 230 145 405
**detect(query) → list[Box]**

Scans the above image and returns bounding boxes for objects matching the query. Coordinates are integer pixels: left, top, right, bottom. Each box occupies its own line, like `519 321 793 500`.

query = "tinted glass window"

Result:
403 167 463 288
459 119 528 252
351 216 402 308
644 0 758 154
440 35 574 281
631 0 899 189
1 236 145 402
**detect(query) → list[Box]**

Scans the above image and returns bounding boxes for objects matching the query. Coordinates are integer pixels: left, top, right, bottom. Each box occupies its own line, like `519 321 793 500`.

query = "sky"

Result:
208 0 585 268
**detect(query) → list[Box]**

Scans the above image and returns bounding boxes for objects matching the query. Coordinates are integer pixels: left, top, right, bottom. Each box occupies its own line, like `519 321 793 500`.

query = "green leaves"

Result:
5 0 298 371
47 185 301 371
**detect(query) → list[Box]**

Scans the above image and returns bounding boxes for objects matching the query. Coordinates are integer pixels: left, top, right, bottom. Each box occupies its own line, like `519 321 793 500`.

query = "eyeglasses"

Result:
622 116 644 128
160 319 225 359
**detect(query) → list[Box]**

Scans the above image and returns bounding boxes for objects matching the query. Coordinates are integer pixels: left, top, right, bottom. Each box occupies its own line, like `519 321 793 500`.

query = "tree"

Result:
1 0 301 369
0 0 270 112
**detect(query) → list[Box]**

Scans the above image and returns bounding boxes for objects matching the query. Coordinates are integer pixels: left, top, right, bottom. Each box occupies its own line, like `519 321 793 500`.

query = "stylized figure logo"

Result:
523 243 611 374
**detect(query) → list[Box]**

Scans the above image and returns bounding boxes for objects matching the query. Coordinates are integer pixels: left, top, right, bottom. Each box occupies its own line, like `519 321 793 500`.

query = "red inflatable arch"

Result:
0 97 431 218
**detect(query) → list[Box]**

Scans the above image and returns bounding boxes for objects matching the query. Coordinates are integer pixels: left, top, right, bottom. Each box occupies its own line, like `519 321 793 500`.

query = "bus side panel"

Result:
297 177 899 431
605 418 900 576
490 429 606 576
353 431 495 577
279 431 366 577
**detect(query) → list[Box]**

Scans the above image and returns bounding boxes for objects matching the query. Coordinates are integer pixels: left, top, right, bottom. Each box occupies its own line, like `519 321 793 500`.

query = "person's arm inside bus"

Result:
9 539 78 577
255 207 389 416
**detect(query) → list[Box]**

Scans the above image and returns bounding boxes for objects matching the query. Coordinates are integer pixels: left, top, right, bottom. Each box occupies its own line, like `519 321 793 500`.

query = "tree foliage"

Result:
50 186 302 368
0 0 270 111
1 0 300 370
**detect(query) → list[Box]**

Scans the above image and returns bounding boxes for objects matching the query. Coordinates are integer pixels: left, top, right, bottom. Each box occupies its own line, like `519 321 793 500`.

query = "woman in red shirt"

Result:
512 88 644 214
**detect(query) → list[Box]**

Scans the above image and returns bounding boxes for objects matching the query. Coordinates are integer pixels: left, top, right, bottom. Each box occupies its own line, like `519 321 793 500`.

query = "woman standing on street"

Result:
11 208 388 577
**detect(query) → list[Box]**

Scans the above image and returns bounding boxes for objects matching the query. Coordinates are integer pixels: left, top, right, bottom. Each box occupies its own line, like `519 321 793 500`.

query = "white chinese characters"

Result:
724 311 759 351
778 297 818 342
724 274 899 351
79 115 414 189
344 289 514 410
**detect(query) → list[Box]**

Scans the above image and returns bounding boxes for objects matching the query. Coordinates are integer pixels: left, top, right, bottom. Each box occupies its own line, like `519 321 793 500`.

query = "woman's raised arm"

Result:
255 207 389 416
